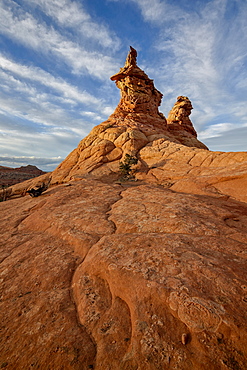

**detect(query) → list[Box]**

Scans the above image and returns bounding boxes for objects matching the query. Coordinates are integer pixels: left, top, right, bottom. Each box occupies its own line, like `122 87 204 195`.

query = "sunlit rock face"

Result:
1 47 247 370
46 48 207 184
167 95 197 137
110 46 164 117
1 177 247 369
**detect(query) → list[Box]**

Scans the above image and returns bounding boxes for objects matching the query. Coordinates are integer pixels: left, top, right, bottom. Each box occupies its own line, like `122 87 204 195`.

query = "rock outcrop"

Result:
1 178 247 369
110 45 163 117
1 47 247 369
167 95 197 137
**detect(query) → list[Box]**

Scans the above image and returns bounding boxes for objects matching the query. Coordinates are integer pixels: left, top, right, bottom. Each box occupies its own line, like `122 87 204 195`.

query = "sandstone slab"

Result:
1 179 247 369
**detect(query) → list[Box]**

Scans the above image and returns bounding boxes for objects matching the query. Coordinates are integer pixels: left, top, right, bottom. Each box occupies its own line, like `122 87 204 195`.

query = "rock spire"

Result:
110 46 163 117
167 96 197 137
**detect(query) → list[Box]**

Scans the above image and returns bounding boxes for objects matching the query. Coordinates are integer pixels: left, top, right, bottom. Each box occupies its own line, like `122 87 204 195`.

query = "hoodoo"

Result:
167 95 197 137
110 45 164 117
0 47 209 198
1 48 247 370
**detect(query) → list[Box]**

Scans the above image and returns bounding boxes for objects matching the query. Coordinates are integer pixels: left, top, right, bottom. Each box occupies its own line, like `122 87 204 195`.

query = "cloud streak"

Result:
0 155 62 171
0 54 100 106
0 0 119 78
24 0 121 49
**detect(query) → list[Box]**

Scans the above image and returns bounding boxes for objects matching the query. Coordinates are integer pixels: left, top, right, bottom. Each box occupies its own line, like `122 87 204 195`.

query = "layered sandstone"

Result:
110 45 163 117
167 95 198 137
0 47 247 369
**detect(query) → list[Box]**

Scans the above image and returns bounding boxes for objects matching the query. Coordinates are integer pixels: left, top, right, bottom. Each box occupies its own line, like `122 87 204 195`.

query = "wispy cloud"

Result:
126 0 183 23
202 126 247 152
129 0 247 142
0 79 82 128
0 0 118 78
0 54 100 106
199 123 241 140
0 123 85 171
0 52 116 142
23 0 121 49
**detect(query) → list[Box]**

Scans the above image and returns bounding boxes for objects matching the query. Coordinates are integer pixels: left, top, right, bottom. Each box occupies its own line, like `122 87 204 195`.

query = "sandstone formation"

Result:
0 47 247 369
167 95 197 137
110 45 163 116
1 47 207 200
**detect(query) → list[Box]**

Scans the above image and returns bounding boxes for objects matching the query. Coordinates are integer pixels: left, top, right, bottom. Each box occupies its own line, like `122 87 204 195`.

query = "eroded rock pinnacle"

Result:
110 46 163 116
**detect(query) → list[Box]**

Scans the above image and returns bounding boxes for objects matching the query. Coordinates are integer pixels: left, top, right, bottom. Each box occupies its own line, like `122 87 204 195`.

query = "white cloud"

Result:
0 54 115 136
0 0 118 78
102 106 115 116
138 0 247 136
0 88 77 128
0 155 62 165
198 123 238 140
23 0 120 49
0 54 100 106
155 11 223 99
0 124 83 161
202 126 247 152
81 111 103 121
30 0 91 25
109 0 182 23
130 0 182 23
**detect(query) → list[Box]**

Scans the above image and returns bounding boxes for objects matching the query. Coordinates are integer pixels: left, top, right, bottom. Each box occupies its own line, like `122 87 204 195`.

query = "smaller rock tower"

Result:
167 96 197 137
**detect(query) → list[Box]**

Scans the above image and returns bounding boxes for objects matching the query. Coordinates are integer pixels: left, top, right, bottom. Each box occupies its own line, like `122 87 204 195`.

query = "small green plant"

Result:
119 154 138 181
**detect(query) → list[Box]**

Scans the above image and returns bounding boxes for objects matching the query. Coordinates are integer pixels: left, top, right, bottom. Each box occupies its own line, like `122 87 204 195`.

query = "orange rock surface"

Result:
1 47 247 369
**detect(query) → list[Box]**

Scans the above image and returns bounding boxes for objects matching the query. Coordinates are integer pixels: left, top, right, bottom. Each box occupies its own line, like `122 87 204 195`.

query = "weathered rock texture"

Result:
1 179 247 369
110 45 163 116
167 95 197 137
0 47 210 201
1 47 247 369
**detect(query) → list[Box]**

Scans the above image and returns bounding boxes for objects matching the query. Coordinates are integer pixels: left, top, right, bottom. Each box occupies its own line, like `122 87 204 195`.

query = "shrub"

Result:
119 154 138 181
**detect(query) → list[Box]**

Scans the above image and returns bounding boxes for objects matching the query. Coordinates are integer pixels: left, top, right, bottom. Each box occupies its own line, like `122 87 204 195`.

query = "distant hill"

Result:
0 164 46 188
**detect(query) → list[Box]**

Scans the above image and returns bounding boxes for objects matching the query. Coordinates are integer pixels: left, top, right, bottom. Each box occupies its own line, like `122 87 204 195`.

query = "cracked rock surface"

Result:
1 178 247 369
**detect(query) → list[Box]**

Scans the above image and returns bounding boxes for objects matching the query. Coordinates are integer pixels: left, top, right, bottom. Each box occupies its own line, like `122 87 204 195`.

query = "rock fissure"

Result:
104 188 125 235
66 186 131 365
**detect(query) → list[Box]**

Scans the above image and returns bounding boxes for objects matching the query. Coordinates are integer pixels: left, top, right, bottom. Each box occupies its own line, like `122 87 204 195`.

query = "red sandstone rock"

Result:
110 46 164 117
167 95 197 137
0 47 210 200
1 179 247 369
0 47 247 369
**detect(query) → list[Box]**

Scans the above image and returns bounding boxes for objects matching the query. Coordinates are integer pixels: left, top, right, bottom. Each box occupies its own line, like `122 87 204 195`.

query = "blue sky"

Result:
0 0 246 171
